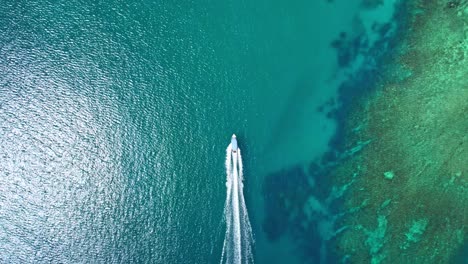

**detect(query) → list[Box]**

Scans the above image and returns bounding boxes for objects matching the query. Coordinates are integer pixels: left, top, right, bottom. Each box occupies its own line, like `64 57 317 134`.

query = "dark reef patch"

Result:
262 166 310 241
262 162 342 263
328 1 411 152
260 0 420 263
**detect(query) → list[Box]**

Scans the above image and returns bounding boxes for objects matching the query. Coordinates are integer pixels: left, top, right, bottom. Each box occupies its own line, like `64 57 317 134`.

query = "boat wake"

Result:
220 143 254 264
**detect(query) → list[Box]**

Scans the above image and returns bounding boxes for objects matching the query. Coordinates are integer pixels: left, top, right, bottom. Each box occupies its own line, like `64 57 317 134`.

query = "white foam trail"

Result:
221 144 254 264
221 145 233 263
232 150 242 263
237 149 254 263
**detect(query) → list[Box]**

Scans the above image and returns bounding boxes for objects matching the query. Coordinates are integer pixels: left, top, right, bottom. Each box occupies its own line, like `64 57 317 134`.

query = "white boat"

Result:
231 134 238 153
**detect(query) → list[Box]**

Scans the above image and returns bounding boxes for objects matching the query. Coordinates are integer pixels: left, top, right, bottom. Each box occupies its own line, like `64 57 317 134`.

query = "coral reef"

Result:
261 1 466 263
333 0 468 262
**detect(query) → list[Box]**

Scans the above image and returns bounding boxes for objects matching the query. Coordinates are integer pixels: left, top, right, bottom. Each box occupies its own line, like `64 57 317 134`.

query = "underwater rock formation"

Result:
333 0 468 263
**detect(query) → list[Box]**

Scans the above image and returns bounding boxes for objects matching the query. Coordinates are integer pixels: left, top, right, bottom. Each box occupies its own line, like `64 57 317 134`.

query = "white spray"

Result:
221 144 254 264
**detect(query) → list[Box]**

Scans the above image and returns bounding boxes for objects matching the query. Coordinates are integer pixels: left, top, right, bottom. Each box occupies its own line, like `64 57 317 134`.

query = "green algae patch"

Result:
401 218 428 250
383 171 395 180
380 199 391 209
364 215 388 263
332 0 468 263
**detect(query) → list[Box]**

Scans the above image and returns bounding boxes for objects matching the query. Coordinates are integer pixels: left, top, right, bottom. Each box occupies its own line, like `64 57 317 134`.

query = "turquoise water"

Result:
0 0 400 263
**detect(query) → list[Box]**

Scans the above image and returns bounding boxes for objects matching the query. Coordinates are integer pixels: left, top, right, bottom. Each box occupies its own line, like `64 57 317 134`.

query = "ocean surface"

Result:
0 0 402 263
